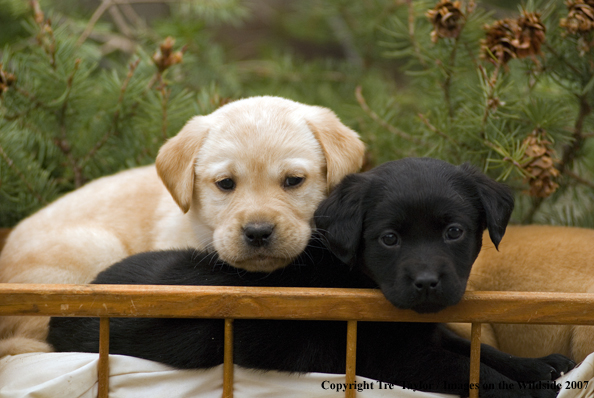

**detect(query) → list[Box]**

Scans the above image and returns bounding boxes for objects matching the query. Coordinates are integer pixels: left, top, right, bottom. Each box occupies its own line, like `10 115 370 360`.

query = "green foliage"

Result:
1 0 593 228
0 8 197 225
373 0 594 226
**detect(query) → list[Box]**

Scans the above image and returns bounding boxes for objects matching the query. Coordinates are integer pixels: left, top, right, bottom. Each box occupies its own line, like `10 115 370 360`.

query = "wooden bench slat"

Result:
1 284 594 324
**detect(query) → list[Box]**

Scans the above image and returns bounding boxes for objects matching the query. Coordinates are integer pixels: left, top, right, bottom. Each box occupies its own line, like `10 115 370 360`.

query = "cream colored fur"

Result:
0 96 365 357
449 225 594 363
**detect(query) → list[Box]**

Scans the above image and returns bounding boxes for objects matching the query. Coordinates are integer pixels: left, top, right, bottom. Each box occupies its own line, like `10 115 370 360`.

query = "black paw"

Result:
480 381 560 398
510 354 575 382
522 381 561 398
538 353 576 380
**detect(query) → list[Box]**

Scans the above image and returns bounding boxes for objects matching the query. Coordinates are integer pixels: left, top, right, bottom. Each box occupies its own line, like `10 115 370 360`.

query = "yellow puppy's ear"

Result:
307 108 365 192
156 116 209 213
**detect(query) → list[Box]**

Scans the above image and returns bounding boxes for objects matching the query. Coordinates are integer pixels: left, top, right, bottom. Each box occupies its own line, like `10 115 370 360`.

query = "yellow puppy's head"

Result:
156 96 365 272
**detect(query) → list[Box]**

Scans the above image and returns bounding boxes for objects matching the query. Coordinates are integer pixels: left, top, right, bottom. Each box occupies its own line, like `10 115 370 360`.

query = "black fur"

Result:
315 158 515 314
48 158 573 398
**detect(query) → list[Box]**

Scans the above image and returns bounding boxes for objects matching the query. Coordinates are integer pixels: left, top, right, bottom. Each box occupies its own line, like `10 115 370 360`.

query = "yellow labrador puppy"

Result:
450 225 594 363
0 96 365 357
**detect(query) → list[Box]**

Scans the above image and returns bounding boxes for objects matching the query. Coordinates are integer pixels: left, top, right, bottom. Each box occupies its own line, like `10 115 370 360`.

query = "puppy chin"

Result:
228 255 293 273
381 285 465 314
409 301 449 314
213 224 312 272
387 297 449 314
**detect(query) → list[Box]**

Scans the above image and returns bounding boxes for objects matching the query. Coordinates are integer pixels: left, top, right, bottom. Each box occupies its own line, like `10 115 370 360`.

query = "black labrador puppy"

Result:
48 158 574 398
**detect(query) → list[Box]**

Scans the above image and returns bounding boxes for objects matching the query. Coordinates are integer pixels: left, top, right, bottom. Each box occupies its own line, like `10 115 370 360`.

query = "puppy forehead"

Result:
196 104 325 178
201 157 318 179
364 177 480 235
368 191 474 229
200 102 323 156
366 158 482 200
209 97 318 141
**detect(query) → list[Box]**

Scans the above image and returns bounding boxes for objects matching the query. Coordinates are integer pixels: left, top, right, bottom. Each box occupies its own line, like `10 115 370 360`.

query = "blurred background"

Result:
0 0 593 232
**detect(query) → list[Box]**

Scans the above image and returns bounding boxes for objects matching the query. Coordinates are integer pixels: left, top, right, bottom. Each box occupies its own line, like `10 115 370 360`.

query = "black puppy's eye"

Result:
380 233 400 247
445 226 464 241
284 176 304 188
216 178 235 191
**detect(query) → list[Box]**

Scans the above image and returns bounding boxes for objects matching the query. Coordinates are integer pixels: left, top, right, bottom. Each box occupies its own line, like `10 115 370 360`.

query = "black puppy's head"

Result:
315 158 514 314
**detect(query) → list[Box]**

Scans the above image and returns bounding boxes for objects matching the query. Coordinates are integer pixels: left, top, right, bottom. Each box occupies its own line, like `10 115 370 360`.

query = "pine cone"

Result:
521 129 560 198
560 1 594 54
516 11 546 59
481 19 519 64
560 0 594 34
481 11 545 65
426 0 465 43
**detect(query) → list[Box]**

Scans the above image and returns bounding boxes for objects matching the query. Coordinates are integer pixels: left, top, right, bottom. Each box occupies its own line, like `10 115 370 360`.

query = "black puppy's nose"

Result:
243 223 274 247
413 272 440 292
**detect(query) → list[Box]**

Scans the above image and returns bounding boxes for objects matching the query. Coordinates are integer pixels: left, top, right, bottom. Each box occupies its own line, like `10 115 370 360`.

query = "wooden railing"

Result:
2 284 594 398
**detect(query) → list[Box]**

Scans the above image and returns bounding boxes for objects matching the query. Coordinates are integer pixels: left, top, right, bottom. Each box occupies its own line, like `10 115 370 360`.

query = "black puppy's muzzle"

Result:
412 271 441 293
407 269 448 313
380 261 465 314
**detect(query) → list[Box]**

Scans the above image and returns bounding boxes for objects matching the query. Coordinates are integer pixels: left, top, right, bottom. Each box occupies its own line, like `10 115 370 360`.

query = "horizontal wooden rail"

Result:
2 283 592 398
1 283 594 324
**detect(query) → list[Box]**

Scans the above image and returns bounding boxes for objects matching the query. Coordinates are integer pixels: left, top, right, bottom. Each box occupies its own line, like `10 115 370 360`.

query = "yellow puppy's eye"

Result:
216 178 235 191
284 176 304 188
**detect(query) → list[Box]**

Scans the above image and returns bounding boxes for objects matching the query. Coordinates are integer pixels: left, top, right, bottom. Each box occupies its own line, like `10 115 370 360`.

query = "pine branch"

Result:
525 95 592 222
559 94 591 174
439 3 475 120
565 169 594 189
32 4 57 69
118 3 160 42
0 144 46 205
119 3 146 30
77 0 114 46
77 0 191 46
108 4 134 38
442 41 459 119
478 62 503 139
544 42 582 77
55 58 84 187
327 14 363 69
405 0 427 68
355 86 427 148
82 58 141 165
522 197 544 224
3 86 48 120
417 113 469 150
159 82 170 141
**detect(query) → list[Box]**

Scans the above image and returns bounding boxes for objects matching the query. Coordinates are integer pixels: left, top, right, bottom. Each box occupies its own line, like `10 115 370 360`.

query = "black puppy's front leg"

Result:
372 341 558 398
437 325 575 382
357 323 559 398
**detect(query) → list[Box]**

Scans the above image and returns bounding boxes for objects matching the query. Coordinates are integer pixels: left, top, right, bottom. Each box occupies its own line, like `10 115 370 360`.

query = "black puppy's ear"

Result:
460 163 515 249
314 173 370 265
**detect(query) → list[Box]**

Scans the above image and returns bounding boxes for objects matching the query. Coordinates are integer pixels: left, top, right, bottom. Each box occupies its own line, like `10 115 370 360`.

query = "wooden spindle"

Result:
469 322 482 398
223 318 234 398
98 317 110 398
345 320 358 398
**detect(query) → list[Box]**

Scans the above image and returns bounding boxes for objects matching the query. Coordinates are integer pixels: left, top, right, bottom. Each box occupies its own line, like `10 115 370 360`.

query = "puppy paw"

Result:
538 353 576 380
480 381 560 398
520 388 559 398
508 354 574 382
0 336 53 357
521 382 561 398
